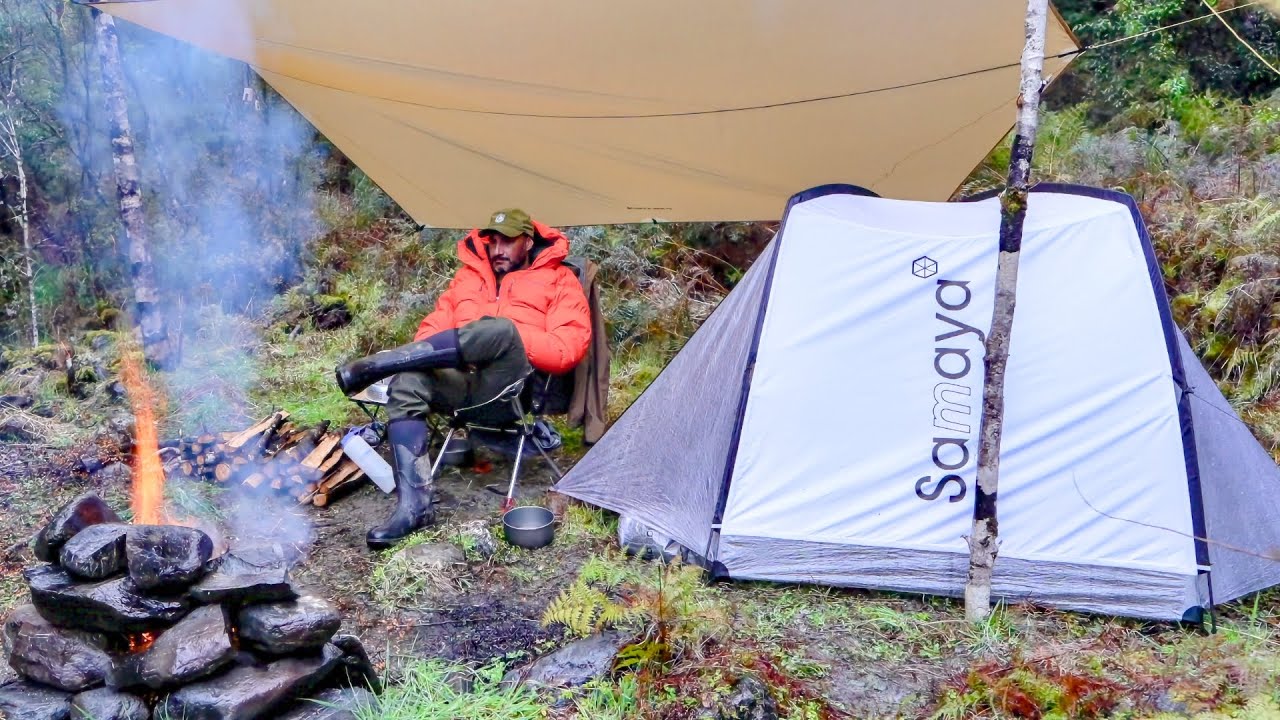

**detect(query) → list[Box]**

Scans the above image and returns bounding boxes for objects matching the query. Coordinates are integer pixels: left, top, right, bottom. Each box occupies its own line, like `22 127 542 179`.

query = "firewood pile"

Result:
160 412 369 507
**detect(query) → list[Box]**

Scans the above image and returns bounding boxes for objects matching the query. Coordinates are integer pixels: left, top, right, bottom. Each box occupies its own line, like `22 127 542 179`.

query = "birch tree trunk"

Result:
94 9 176 366
0 79 37 347
964 0 1050 623
16 143 36 348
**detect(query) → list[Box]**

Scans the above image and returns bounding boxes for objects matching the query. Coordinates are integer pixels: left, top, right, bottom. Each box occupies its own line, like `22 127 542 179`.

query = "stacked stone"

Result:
0 493 379 720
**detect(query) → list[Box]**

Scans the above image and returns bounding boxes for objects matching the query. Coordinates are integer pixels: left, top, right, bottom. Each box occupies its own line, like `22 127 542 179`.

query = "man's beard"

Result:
491 257 525 277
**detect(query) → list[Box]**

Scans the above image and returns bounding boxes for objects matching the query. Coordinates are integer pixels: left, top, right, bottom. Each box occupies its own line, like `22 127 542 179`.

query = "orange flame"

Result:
120 350 166 525
127 631 157 654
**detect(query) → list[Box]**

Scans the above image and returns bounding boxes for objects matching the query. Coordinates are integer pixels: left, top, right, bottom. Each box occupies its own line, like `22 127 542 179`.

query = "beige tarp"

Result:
91 1 1077 227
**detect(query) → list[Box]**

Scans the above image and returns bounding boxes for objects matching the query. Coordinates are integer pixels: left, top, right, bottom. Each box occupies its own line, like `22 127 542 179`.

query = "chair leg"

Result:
429 427 456 481
533 441 564 481
503 433 526 511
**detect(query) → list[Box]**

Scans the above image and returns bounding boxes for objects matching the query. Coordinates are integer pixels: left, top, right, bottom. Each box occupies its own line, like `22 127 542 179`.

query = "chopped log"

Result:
275 424 309 450
270 477 284 491
316 448 345 476
244 412 288 461
196 432 216 445
214 463 232 483
313 467 366 507
242 472 267 489
319 460 361 492
265 421 301 456
180 461 194 476
226 411 290 450
219 431 237 442
301 434 341 469
291 421 332 458
297 459 359 504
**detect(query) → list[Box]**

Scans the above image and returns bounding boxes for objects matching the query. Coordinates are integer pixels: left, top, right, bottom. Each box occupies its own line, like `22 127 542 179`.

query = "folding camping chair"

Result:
349 369 569 509
347 256 597 508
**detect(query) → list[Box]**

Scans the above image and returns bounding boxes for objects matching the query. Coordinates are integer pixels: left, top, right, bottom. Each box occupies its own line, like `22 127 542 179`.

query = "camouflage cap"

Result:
481 208 535 238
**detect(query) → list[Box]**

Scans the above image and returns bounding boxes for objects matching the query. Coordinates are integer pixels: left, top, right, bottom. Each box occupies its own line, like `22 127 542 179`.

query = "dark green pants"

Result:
386 317 533 425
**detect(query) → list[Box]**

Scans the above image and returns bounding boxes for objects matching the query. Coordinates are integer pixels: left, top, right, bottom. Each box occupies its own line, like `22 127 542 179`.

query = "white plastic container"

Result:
341 432 395 493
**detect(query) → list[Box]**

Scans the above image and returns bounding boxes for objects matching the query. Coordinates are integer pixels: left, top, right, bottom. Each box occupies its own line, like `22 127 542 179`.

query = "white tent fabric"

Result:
90 0 1078 226
557 184 1280 620
725 192 1194 575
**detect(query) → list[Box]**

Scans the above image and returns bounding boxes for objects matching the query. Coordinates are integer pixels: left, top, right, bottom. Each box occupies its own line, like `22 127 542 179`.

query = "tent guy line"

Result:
220 3 1258 123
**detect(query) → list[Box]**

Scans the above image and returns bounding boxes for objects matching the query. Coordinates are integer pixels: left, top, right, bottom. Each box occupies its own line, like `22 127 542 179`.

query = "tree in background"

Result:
1052 0 1280 124
0 28 39 348
94 8 176 368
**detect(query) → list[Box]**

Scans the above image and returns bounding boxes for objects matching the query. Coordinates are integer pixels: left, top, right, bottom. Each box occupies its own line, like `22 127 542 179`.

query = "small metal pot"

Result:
440 436 474 467
502 506 555 549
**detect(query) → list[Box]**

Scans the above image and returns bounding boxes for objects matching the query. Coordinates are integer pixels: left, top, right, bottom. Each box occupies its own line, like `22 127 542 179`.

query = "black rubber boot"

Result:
335 329 462 396
366 418 436 549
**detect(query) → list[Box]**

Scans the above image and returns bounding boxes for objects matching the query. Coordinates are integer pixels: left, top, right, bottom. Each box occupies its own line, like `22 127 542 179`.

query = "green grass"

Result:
367 529 467 612
357 660 547 720
558 503 618 545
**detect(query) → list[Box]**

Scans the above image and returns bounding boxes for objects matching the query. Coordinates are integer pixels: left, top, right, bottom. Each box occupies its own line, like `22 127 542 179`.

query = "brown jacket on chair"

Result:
568 259 611 444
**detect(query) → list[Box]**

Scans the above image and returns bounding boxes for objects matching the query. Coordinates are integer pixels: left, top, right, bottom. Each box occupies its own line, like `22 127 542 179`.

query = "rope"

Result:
297 2 1265 120
1199 0 1280 78
1085 2 1263 51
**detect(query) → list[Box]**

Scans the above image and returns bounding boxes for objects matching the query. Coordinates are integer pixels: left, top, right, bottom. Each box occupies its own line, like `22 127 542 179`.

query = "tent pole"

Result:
964 0 1050 623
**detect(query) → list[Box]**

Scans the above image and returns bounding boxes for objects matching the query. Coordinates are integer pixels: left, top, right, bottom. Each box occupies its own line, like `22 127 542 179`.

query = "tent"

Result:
88 0 1078 226
555 184 1280 621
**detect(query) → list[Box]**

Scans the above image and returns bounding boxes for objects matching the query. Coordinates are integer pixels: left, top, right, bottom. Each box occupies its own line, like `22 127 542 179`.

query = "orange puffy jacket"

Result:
413 221 591 375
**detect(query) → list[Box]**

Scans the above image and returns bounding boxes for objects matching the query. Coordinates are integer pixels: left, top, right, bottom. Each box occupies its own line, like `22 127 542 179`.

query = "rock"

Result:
1152 689 1189 715
0 416 40 443
26 565 188 633
3 605 111 692
458 520 498 560
277 687 378 720
109 605 234 690
77 456 105 475
157 644 343 720
710 676 779 720
237 596 341 656
328 634 382 694
310 299 352 331
0 394 33 409
501 631 628 691
215 543 301 573
187 547 296 606
103 413 136 453
69 688 149 720
59 523 130 580
126 525 213 592
1215 276 1280 342
1226 253 1280 282
33 493 121 563
393 542 465 573
0 679 72 720
96 462 133 484
107 381 128 401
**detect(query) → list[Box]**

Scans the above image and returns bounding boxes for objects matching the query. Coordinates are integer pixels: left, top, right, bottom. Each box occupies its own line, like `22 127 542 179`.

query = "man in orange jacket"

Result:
335 208 591 547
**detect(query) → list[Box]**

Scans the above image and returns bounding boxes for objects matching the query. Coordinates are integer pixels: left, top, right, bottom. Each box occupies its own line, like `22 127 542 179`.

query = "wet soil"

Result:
0 434 580 680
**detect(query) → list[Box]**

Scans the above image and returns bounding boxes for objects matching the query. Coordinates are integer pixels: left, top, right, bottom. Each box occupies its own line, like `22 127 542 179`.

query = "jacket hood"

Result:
457 220 569 277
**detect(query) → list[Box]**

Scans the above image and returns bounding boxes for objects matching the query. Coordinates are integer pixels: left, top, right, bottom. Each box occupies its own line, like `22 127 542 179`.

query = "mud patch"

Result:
403 596 557 663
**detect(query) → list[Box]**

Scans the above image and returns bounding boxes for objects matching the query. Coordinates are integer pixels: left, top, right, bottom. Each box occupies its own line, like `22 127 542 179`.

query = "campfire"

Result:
0 356 379 718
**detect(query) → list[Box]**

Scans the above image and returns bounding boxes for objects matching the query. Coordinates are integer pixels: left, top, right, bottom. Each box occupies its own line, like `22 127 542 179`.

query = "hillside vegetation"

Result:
4 1 1280 718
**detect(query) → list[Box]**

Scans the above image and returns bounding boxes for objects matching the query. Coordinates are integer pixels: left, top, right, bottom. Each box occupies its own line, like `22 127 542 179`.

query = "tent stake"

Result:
965 0 1050 623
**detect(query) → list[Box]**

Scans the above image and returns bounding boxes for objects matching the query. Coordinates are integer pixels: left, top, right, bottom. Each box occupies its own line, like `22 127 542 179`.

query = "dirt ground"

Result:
6 430 1279 718
0 434 588 682
289 449 576 674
